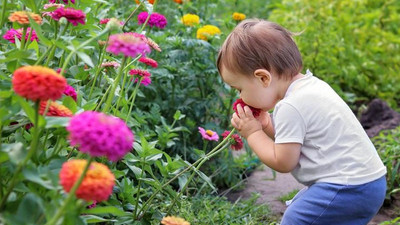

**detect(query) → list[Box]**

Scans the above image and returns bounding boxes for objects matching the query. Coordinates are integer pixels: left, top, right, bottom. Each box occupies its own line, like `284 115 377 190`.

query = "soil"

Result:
224 165 399 225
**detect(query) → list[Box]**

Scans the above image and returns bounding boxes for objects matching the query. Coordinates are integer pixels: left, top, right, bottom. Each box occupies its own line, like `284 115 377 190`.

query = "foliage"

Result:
373 127 400 201
269 0 400 109
277 189 299 203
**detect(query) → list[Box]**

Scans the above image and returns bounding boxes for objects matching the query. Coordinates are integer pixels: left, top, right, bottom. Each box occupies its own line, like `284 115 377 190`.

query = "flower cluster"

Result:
39 101 73 117
196 25 221 41
106 33 151 58
138 57 158 68
161 216 190 225
67 111 134 161
59 159 115 202
232 12 246 21
221 130 243 150
49 0 75 4
101 61 120 69
129 69 151 86
181 14 200 26
3 28 38 44
198 127 219 141
63 84 77 101
232 98 261 117
9 11 42 25
137 12 167 29
12 66 67 101
51 7 86 26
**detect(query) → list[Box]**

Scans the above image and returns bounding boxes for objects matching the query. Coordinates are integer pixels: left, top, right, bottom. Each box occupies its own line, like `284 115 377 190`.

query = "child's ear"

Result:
253 69 272 87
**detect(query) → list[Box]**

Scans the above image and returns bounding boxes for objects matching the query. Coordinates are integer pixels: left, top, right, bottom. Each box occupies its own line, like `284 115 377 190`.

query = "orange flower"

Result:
135 0 155 4
59 159 115 202
161 216 190 225
9 11 42 25
173 0 182 3
12 66 67 101
39 101 73 117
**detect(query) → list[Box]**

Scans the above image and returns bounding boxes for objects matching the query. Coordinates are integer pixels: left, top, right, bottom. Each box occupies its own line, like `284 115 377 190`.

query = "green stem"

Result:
44 44 56 67
125 76 143 122
166 142 230 215
122 2 141 32
94 85 112 111
137 0 157 33
133 161 145 220
102 56 127 113
0 101 41 211
0 0 7 27
60 28 110 76
137 128 235 218
88 33 110 98
114 70 128 114
20 27 27 50
34 45 54 65
45 157 94 225
24 27 33 50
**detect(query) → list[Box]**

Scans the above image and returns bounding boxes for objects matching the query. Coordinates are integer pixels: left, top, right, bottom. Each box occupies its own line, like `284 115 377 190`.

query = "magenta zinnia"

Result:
129 69 151 86
222 130 243 150
63 84 77 101
49 0 75 4
138 57 158 68
198 127 219 141
232 98 261 118
51 7 85 26
137 12 167 29
106 33 151 58
67 111 134 161
3 28 38 44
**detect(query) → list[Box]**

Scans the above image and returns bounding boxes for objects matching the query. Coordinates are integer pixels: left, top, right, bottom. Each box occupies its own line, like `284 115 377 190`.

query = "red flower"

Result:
222 130 244 150
12 66 67 101
51 7 86 26
138 57 158 68
232 98 261 117
39 101 73 117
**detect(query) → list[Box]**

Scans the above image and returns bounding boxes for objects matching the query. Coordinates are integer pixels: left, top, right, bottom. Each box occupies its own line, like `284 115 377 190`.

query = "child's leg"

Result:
280 176 386 225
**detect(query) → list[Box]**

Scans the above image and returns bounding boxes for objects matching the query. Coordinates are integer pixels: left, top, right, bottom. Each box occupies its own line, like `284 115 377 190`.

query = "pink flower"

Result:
100 18 124 25
3 28 39 44
137 12 167 29
221 130 243 150
64 84 77 101
129 69 151 86
138 57 158 68
106 33 151 58
198 127 219 141
43 3 64 9
49 0 75 4
67 111 134 161
133 76 151 86
232 98 261 118
51 7 85 26
101 61 120 68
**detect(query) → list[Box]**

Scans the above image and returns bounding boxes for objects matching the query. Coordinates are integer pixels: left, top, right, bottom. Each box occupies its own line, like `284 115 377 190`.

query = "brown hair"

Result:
217 19 303 79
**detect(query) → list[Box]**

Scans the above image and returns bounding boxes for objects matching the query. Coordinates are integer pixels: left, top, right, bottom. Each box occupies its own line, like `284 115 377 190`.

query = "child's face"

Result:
220 66 277 111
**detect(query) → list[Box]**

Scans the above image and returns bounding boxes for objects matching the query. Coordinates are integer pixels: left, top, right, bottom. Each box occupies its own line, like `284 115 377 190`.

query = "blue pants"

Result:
281 176 386 225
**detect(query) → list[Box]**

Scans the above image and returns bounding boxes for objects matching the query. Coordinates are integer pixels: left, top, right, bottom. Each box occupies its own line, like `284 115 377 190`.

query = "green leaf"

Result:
0 49 31 63
15 96 45 127
81 215 117 223
22 168 56 190
63 96 78 113
2 142 26 164
82 206 129 217
28 15 51 46
15 193 44 225
173 110 185 121
76 51 94 67
45 116 71 128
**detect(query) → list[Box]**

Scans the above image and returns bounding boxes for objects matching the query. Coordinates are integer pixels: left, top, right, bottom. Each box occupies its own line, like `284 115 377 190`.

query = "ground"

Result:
225 165 398 225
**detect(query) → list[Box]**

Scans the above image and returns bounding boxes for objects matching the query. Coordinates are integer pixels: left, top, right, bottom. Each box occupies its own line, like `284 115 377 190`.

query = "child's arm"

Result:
232 105 300 173
258 111 275 140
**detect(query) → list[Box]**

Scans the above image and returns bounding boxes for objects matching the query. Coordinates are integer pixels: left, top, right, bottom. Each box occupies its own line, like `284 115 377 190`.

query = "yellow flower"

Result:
196 25 221 41
161 216 190 225
232 12 246 21
181 13 200 26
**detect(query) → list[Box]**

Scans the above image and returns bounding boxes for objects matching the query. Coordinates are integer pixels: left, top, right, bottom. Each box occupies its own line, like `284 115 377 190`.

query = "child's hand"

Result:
258 111 272 130
231 104 263 139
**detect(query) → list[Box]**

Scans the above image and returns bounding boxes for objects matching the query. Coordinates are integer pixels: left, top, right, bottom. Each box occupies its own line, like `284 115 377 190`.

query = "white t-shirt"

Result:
273 70 386 186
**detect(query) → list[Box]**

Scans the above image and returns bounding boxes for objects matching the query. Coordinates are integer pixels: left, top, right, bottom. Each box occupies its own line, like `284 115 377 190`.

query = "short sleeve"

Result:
273 102 306 144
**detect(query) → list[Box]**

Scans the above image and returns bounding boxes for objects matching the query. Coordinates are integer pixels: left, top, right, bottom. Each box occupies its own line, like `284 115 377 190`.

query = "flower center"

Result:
205 130 214 137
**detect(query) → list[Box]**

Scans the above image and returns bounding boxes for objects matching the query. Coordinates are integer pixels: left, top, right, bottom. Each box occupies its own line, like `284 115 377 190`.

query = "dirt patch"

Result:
224 165 397 224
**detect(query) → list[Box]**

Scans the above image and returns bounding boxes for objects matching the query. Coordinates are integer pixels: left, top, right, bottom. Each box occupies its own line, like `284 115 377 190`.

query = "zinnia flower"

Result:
173 0 183 3
67 111 134 161
100 18 124 26
196 25 221 41
12 66 67 101
181 14 200 26
129 69 151 86
106 33 151 58
198 127 219 141
144 37 161 52
9 11 42 25
232 98 261 118
138 57 158 68
161 216 190 225
39 101 73 117
64 84 77 101
2 28 39 44
49 0 75 4
232 12 246 21
59 159 115 202
51 7 86 26
43 3 64 9
137 12 167 29
101 61 120 68
221 130 243 150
